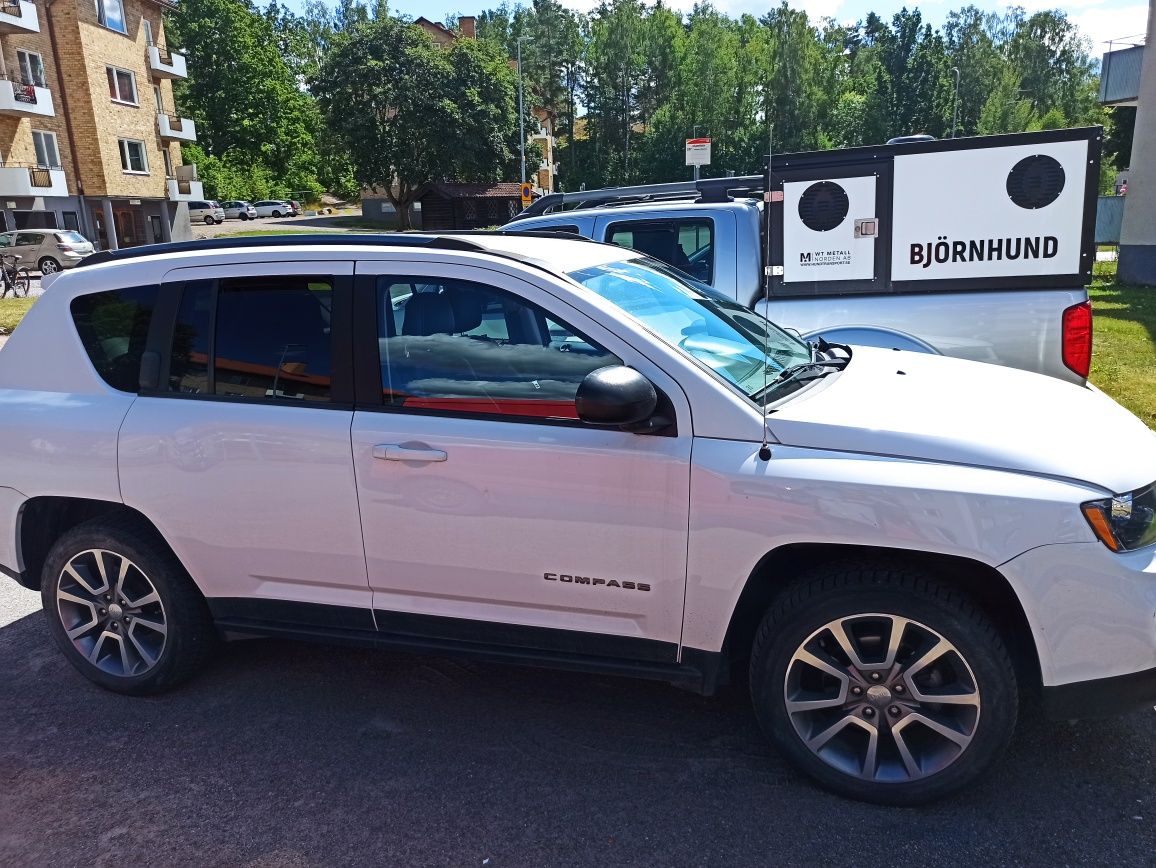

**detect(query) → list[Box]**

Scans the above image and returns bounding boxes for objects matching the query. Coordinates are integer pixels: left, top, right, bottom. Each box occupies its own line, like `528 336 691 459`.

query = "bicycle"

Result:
0 253 30 298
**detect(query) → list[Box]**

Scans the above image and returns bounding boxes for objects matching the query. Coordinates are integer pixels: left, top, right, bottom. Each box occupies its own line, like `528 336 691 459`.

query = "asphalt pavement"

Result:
0 578 1153 866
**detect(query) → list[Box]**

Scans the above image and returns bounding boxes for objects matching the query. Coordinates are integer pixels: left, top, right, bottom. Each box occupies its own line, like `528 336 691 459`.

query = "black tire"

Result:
240 213 249 221
272 210 282 218
749 563 1017 805
12 268 30 297
40 515 217 695
37 257 59 276
204 215 215 225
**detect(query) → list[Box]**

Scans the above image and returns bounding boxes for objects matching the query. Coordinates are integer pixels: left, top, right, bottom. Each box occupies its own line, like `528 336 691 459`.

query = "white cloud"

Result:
1071 3 1148 50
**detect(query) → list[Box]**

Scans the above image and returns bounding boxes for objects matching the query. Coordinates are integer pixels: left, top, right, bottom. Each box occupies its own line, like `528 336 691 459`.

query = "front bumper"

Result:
1042 666 1156 719
999 541 1156 710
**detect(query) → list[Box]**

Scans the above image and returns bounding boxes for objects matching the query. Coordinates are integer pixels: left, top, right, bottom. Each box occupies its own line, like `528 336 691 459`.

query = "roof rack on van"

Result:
513 174 768 220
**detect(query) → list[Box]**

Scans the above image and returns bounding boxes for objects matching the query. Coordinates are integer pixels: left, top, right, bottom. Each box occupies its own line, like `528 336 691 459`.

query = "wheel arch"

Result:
15 496 182 592
720 542 1042 692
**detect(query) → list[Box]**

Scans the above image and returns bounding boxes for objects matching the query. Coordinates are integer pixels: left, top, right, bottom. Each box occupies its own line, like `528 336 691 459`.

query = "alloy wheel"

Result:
784 613 981 783
55 549 168 678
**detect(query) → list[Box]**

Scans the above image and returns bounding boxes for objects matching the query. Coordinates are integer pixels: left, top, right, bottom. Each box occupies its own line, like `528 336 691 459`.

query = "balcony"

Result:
157 113 196 142
0 0 39 33
147 44 187 79
166 165 203 201
1099 41 1144 106
0 164 66 197
0 79 53 117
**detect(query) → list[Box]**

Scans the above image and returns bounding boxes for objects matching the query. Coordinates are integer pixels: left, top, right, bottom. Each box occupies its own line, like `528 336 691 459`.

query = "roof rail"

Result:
74 233 491 269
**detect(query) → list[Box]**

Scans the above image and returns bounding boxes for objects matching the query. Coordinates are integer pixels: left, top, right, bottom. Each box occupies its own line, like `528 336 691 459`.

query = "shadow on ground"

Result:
1 610 1152 866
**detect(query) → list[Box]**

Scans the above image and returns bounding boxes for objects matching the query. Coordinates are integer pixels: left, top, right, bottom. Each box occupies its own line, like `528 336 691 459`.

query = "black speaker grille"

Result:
1006 155 1066 210
798 181 849 232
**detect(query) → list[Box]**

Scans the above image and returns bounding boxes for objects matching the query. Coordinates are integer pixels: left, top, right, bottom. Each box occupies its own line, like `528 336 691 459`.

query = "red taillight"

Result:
56 244 74 251
1061 301 1092 378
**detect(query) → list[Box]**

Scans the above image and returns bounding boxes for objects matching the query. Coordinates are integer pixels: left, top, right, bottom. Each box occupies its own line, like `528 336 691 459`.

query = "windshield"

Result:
568 258 812 400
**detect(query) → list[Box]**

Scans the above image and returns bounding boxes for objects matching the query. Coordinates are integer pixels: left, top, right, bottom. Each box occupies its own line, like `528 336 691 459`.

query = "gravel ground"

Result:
0 577 1153 866
191 213 363 239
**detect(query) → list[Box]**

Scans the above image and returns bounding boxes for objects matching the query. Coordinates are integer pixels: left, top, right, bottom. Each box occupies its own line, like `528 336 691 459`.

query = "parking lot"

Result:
191 213 360 239
0 580 1152 866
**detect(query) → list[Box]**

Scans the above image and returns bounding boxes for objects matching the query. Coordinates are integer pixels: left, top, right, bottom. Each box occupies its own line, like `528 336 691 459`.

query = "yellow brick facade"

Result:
0 0 193 249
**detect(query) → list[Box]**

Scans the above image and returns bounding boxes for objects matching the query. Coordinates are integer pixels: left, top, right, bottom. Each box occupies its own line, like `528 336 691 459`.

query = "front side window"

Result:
96 0 127 33
377 277 619 420
71 286 157 392
107 66 138 104
32 130 60 168
17 50 45 88
607 218 715 284
169 276 333 402
118 139 147 173
568 258 810 400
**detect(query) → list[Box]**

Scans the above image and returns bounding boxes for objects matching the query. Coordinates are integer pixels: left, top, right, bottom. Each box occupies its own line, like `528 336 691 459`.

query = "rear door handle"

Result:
372 444 448 463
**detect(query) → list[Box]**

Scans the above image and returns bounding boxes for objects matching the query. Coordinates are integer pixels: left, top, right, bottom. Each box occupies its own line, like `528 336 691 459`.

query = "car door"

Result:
12 231 42 268
350 258 693 661
118 260 374 629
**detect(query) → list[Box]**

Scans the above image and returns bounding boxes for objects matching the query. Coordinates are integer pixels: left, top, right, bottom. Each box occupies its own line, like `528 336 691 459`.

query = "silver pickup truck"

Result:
507 127 1101 384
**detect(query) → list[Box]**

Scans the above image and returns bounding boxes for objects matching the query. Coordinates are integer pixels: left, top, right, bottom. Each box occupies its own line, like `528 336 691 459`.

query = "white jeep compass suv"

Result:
1 233 1153 805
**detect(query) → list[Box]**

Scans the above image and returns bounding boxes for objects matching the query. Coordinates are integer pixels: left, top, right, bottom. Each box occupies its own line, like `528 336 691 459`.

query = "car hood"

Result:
768 346 1156 494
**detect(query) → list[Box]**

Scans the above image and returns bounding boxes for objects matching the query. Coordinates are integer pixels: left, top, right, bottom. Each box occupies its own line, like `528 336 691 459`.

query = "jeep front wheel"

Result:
41 517 216 695
750 565 1017 805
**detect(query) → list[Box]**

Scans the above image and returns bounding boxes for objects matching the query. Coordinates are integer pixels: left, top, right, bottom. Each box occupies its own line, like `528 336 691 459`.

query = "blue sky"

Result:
283 0 1147 52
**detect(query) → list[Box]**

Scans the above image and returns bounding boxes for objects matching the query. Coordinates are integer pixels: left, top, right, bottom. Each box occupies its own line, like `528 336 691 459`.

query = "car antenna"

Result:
759 119 774 463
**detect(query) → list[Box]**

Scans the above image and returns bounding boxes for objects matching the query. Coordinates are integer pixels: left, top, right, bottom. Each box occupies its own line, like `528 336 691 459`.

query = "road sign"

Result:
685 138 711 167
520 182 534 207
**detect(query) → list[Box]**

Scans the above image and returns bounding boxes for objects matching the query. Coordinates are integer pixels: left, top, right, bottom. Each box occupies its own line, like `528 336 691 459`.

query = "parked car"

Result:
188 200 226 225
220 201 257 221
253 200 294 218
288 200 302 215
1 233 1153 807
0 229 94 274
507 127 1101 385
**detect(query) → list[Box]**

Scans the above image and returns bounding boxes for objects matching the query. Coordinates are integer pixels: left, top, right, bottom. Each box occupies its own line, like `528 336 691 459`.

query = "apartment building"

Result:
0 0 197 257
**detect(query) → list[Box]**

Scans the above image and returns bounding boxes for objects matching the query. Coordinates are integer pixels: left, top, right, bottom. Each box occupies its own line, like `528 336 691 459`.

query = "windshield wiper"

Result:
750 356 849 403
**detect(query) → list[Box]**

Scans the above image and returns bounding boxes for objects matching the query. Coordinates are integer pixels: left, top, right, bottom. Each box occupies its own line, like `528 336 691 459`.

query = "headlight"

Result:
1081 482 1156 552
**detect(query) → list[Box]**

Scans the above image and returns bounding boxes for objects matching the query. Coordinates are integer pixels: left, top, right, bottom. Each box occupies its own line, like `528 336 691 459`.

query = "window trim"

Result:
605 217 716 285
118 138 148 174
16 49 46 88
353 272 633 429
106 65 139 106
31 129 60 169
95 0 128 34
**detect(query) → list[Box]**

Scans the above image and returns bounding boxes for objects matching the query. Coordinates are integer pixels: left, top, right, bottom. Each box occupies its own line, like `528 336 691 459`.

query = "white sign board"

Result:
890 139 1088 282
783 175 877 283
685 138 711 167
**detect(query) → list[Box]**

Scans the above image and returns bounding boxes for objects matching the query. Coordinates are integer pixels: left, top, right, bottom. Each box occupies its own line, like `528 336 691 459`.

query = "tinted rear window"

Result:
71 286 157 392
55 231 87 244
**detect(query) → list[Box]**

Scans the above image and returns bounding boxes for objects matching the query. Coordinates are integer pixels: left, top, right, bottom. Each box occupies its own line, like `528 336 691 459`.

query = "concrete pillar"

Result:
159 201 172 242
1118 0 1156 284
101 198 118 251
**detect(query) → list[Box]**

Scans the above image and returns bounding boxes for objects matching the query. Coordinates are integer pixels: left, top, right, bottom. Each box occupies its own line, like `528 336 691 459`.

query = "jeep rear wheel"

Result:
749 564 1017 805
41 517 216 695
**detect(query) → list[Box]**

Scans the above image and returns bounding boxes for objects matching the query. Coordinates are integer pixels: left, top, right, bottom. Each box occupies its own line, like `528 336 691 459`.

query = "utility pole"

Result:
951 67 961 139
517 36 530 185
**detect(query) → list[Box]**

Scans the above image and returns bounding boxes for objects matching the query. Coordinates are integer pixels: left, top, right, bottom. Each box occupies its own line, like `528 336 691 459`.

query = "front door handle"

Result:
372 444 448 463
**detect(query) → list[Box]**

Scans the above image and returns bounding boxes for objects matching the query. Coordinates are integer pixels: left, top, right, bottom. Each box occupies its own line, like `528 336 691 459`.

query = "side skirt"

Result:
208 598 726 695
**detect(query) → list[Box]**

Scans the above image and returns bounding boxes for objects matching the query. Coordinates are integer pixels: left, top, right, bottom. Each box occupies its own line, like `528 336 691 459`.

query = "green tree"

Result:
314 18 518 227
169 0 321 194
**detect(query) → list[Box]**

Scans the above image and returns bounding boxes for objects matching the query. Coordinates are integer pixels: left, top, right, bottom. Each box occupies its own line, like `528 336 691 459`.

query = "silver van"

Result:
0 229 94 274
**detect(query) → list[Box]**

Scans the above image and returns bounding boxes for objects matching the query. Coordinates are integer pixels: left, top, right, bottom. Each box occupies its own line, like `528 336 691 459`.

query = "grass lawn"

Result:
1088 278 1156 429
0 296 34 333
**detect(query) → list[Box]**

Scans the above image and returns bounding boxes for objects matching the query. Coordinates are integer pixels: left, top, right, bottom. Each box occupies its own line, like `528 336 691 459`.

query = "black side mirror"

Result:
576 366 658 427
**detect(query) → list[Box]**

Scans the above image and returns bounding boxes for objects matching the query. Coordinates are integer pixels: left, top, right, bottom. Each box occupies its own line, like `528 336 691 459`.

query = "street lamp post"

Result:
950 67 961 139
517 36 530 186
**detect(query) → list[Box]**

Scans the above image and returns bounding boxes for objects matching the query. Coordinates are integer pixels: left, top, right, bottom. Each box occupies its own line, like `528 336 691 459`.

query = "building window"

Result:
106 66 138 105
62 211 80 232
118 139 148 173
142 18 154 46
31 130 60 168
95 0 127 34
162 148 173 177
16 50 46 88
